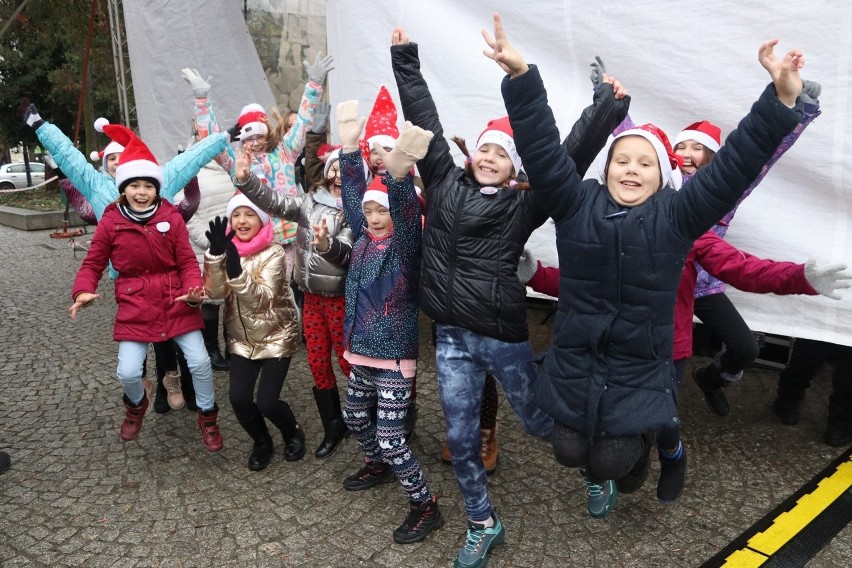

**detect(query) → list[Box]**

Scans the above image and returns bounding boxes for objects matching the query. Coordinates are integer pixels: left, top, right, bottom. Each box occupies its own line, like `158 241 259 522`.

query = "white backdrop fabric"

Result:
327 0 852 346
123 0 275 163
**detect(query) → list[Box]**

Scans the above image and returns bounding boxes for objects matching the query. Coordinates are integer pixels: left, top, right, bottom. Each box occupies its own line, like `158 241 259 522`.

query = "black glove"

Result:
206 216 235 256
225 242 242 279
226 122 241 142
24 103 44 130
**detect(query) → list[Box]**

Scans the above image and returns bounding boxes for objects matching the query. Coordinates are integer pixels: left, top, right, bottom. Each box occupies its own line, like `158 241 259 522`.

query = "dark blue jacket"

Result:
340 151 421 360
503 66 802 437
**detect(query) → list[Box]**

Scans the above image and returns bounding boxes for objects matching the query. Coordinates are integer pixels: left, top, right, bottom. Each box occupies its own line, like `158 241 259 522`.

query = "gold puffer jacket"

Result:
203 244 299 360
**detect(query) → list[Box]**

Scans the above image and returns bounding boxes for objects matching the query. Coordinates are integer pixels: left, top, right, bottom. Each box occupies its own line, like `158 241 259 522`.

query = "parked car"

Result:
0 162 45 190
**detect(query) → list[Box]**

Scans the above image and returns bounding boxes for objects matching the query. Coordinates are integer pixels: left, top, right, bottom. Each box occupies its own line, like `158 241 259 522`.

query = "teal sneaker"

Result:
582 472 618 518
454 511 505 568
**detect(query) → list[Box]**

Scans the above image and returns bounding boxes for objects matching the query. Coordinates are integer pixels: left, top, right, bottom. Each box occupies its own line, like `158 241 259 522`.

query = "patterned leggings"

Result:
343 364 432 503
302 292 350 389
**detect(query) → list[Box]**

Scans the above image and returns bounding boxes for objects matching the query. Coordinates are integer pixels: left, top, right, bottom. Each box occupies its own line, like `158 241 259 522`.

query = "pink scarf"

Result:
229 222 274 257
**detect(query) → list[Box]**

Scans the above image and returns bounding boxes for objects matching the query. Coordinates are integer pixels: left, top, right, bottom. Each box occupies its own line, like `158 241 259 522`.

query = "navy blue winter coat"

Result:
503 66 803 437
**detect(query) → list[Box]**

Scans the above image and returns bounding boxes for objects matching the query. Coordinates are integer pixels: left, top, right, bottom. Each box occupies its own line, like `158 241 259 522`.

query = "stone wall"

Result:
245 0 328 112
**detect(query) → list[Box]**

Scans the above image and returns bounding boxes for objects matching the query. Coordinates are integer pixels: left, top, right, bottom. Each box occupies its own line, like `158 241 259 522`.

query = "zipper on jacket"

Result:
637 216 657 274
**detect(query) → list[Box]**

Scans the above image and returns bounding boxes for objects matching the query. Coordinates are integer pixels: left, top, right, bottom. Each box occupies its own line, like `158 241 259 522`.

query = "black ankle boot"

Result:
284 426 306 462
313 387 350 460
154 375 170 414
692 363 729 416
239 414 274 471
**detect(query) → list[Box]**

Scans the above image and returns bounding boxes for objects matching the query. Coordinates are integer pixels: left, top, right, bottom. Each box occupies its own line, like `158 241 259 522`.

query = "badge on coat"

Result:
156 221 171 233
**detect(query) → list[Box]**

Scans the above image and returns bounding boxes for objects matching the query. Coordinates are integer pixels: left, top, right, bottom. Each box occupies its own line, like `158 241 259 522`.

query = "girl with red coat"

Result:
69 125 224 452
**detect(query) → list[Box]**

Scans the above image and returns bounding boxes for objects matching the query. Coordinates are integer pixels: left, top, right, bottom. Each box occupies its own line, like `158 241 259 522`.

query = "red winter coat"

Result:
526 230 817 362
72 201 204 342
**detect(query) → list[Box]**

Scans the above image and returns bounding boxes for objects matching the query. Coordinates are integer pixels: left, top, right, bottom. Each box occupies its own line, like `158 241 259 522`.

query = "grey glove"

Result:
804 260 851 300
303 52 335 85
182 68 211 98
372 121 433 179
589 56 607 90
517 248 539 285
310 102 331 134
800 79 821 105
336 100 366 150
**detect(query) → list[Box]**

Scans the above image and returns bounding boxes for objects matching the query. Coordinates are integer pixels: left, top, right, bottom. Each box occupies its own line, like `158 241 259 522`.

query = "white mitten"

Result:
336 100 366 150
372 121 433 179
804 260 851 300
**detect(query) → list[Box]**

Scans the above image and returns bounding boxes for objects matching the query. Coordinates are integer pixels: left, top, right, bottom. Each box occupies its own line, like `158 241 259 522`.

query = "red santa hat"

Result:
225 192 271 225
95 119 163 192
320 144 343 178
476 116 522 175
673 120 721 153
360 85 399 159
237 103 269 140
362 175 389 210
598 123 684 190
90 118 125 162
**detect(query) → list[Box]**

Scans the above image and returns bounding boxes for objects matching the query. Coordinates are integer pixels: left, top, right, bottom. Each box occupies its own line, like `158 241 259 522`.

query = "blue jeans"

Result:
435 324 553 521
117 330 215 411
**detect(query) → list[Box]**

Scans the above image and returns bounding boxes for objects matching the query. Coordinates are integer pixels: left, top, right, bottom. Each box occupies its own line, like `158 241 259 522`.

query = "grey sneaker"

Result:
454 511 505 568
582 472 618 518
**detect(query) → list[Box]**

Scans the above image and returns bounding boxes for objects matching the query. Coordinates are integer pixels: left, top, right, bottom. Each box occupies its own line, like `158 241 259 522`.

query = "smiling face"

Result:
674 140 714 175
230 206 263 242
362 200 392 238
325 160 341 197
106 152 121 177
242 134 264 154
123 179 158 211
472 142 514 187
605 136 663 207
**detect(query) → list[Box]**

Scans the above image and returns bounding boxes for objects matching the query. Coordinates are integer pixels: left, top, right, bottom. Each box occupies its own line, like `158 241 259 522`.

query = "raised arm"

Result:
182 68 234 173
337 100 369 239
390 29 458 195
277 54 332 160
161 133 230 202
234 146 300 221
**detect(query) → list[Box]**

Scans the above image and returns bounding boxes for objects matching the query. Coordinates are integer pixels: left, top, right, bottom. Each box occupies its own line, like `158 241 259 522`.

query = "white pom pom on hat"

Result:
94 117 110 132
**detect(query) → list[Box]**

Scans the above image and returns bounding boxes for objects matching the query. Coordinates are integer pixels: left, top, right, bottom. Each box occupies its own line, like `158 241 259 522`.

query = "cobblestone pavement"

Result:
0 224 849 567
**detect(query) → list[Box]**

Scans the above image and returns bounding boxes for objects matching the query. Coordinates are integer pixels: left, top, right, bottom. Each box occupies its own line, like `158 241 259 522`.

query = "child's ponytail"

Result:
453 135 530 191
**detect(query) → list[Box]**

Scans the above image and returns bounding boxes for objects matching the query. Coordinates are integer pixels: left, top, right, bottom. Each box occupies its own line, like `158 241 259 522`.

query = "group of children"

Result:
42 12 852 568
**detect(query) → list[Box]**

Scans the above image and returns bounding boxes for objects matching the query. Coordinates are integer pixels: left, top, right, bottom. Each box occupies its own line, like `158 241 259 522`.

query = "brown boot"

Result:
440 440 453 464
197 404 224 453
480 427 499 475
120 393 149 441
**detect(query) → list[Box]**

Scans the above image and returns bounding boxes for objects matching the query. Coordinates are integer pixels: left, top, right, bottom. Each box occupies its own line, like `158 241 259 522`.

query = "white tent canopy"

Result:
327 0 852 346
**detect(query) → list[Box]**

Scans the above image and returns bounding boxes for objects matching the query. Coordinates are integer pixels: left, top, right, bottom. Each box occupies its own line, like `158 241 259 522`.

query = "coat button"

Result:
672 417 679 423
603 385 608 390
160 333 166 337
665 388 671 394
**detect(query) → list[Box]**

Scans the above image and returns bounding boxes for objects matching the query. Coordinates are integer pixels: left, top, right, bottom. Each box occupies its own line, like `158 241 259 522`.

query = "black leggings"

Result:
694 293 759 375
551 422 645 483
228 354 297 437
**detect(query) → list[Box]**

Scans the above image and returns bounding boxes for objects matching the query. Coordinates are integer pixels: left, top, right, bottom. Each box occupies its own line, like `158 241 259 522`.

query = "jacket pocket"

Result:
115 278 151 325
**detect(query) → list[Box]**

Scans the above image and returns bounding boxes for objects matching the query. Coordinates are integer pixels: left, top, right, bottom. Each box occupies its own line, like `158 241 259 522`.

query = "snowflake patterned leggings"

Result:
343 364 432 503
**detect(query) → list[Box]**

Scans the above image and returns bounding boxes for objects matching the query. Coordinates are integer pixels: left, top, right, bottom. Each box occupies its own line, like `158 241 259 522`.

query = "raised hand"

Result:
804 260 851 300
304 52 335 85
312 217 330 252
590 56 607 89
206 216 235 256
181 68 211 98
391 27 410 46
234 148 252 183
224 242 242 279
481 12 528 78
758 39 804 107
175 286 208 304
69 292 100 319
336 100 367 150
310 102 331 134
372 121 434 179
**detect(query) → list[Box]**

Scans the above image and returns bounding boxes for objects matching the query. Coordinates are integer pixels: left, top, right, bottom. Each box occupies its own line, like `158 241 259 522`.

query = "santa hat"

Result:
597 123 684 190
320 144 342 178
362 175 389 210
476 116 522 175
237 103 269 140
361 86 399 157
90 118 125 162
225 193 271 225
96 119 163 192
673 120 721 153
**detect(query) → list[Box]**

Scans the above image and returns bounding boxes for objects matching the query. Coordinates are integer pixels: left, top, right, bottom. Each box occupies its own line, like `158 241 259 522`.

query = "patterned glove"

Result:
517 248 539 285
310 102 331 134
303 52 335 85
589 56 607 90
225 242 242 279
372 121 433 179
24 103 44 129
800 79 821 105
336 100 367 150
206 216 235 256
804 260 851 300
182 68 211 98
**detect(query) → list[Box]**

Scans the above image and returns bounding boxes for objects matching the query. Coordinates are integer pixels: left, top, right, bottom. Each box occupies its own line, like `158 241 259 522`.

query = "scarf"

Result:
230 221 274 257
118 201 160 224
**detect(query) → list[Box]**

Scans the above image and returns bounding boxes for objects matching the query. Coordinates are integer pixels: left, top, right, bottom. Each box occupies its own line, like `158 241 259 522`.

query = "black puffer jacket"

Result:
503 66 803 437
391 43 629 342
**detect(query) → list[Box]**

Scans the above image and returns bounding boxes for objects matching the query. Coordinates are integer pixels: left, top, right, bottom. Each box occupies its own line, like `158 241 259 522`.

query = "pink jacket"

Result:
526 230 817 362
73 201 204 342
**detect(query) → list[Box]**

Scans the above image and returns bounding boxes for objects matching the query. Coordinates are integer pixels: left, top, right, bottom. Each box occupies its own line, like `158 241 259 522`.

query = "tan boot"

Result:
141 376 156 416
163 370 185 410
440 440 453 464
480 427 499 475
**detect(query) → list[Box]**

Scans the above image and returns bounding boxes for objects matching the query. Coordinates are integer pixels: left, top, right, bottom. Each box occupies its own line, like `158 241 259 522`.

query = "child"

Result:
390 27 629 567
203 187 305 470
483 12 805 517
235 144 355 460
69 124 223 452
335 105 442 545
